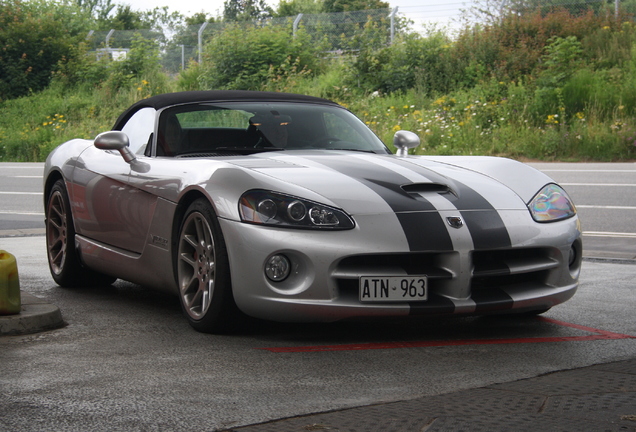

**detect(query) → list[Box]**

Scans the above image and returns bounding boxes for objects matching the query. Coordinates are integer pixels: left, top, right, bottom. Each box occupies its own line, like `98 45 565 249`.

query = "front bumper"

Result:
220 211 581 322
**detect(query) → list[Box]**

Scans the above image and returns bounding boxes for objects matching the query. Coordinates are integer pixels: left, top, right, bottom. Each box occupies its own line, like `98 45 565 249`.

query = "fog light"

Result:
265 254 291 282
568 245 577 268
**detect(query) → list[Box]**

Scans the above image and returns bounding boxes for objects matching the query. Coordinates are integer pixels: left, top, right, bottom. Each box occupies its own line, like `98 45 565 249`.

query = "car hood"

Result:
227 151 537 215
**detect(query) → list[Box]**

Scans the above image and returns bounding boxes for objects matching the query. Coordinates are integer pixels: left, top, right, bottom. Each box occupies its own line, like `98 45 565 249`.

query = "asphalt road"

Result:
2 161 635 258
529 162 636 259
0 161 635 431
1 235 635 431
0 163 44 233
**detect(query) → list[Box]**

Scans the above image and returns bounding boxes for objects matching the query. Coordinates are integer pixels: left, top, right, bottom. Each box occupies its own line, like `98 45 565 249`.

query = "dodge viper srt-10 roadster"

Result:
43 90 582 333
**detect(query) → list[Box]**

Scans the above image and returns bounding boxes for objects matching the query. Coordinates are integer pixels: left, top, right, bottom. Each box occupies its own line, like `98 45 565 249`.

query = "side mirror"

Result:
393 130 420 157
94 131 136 163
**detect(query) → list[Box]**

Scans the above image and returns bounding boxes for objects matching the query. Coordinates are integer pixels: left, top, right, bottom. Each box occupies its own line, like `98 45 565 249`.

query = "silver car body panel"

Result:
43 105 581 322
45 140 580 321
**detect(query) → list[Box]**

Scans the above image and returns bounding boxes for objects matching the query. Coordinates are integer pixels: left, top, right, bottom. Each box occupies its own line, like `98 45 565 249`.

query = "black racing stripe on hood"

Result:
398 213 453 251
460 211 512 250
450 181 512 249
315 158 436 212
362 158 513 250
381 157 456 188
313 157 454 251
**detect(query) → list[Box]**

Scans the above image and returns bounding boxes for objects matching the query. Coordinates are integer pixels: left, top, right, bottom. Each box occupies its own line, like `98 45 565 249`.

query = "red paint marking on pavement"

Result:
257 319 636 353
537 317 634 339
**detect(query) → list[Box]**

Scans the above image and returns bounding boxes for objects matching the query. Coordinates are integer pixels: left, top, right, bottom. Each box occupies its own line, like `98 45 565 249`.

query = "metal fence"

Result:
86 8 401 73
85 0 636 73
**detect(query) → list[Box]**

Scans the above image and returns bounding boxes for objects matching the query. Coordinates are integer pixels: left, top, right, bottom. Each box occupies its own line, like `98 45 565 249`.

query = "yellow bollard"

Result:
0 250 21 315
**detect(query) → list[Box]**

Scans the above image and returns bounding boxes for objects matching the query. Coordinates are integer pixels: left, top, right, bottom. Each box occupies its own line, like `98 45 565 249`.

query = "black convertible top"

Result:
112 90 339 130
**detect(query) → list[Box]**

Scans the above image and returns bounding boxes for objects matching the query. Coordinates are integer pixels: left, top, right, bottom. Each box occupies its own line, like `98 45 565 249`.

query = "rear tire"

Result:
177 199 240 333
46 179 116 287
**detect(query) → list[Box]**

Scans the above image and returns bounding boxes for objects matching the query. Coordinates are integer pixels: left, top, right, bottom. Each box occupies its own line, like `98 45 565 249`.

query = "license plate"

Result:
359 276 428 302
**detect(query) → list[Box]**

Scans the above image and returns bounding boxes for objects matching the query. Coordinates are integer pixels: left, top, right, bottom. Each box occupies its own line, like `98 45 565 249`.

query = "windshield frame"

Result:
152 101 391 157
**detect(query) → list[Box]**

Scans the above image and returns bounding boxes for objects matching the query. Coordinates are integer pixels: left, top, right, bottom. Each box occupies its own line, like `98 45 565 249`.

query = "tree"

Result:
76 0 115 22
322 0 388 13
198 24 322 89
463 0 618 24
98 4 150 30
276 0 323 17
0 0 91 100
185 12 216 26
223 0 273 21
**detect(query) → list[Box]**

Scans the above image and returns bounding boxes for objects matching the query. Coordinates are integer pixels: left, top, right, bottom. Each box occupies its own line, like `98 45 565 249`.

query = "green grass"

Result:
2 10 636 162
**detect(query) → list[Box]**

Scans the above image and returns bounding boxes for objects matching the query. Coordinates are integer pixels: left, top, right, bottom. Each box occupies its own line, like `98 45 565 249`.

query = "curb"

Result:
0 291 65 336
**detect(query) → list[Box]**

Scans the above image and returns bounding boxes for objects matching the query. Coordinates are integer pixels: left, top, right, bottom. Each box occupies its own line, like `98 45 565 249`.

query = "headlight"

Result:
528 184 576 222
239 190 355 230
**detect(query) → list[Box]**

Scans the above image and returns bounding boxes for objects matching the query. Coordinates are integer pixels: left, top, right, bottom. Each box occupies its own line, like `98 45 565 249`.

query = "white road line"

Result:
0 166 43 169
0 211 44 216
577 205 636 210
561 183 636 187
583 231 636 238
540 169 636 173
0 191 43 195
12 176 43 179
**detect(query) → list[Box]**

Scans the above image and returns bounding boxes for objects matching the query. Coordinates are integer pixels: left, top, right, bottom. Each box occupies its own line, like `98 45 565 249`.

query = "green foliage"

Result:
539 36 583 87
322 0 388 13
276 0 323 17
348 28 460 95
582 21 636 69
0 85 119 161
196 24 324 90
0 0 91 100
105 35 169 95
3 1 636 162
52 42 111 90
223 0 273 21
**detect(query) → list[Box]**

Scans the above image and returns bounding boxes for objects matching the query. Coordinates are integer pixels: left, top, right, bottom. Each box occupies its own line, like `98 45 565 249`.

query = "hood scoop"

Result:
401 183 456 197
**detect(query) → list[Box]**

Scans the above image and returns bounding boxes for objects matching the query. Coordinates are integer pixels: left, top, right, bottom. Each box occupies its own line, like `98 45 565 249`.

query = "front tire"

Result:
46 179 115 287
177 199 239 333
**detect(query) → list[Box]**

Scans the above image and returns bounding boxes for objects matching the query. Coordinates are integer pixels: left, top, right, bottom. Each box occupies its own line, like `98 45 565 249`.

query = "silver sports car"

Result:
44 90 582 333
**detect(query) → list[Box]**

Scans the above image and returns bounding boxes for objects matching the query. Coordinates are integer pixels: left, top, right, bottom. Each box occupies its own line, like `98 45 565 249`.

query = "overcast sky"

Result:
122 0 473 32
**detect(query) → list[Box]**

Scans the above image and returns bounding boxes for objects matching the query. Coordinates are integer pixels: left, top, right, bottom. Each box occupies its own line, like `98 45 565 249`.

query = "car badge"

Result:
446 216 463 229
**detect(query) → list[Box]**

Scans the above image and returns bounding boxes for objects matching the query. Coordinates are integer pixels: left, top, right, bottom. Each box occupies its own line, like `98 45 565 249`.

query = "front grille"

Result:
333 252 454 301
334 248 559 302
471 248 558 290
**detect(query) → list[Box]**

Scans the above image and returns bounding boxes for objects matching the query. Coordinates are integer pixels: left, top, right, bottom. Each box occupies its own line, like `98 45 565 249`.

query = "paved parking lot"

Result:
1 235 635 431
1 162 636 430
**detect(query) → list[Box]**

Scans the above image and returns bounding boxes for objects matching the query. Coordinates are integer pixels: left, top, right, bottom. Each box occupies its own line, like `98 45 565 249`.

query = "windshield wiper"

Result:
177 147 284 157
326 148 376 153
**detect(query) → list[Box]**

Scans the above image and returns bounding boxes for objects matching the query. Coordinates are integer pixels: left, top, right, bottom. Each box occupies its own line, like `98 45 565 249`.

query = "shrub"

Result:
0 0 91 100
347 28 458 96
105 35 170 96
197 23 325 90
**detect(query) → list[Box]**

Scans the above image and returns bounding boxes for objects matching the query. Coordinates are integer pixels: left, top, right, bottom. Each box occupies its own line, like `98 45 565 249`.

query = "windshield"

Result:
155 101 390 156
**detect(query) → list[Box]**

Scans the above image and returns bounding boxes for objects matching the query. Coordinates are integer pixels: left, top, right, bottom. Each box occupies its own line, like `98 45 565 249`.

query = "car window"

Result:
324 112 368 147
176 109 251 129
120 107 156 154
155 102 389 155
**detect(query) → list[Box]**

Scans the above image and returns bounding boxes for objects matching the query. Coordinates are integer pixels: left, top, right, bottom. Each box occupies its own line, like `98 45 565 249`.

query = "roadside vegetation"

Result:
1 0 635 161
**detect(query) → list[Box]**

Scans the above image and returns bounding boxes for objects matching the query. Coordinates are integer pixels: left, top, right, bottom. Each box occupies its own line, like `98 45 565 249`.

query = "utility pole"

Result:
198 22 208 64
389 7 398 45
616 0 620 20
293 14 303 38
